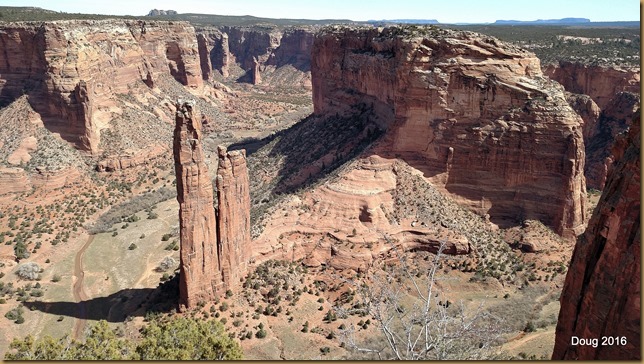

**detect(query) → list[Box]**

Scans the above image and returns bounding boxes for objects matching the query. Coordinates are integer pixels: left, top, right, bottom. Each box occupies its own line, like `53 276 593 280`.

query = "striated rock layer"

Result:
552 110 640 360
0 20 203 154
174 100 220 309
544 61 640 110
174 101 251 309
216 146 251 287
551 61 641 190
312 26 587 237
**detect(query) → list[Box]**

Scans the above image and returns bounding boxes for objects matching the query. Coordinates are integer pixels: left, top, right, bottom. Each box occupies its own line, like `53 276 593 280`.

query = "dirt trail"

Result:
72 234 94 340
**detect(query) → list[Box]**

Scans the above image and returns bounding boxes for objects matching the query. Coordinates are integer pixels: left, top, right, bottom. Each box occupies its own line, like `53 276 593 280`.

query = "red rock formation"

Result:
312 26 587 237
577 91 640 190
174 101 252 308
566 93 601 141
551 61 640 190
197 29 231 78
216 146 251 287
552 110 640 360
174 100 220 310
0 20 203 154
544 61 640 110
196 25 314 87
252 57 262 85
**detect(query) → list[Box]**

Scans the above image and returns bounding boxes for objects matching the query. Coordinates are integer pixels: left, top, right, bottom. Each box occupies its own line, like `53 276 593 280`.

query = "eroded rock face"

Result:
312 26 587 237
583 91 640 190
0 20 203 154
551 61 641 190
174 100 220 309
544 61 640 110
552 110 640 360
216 146 251 287
196 25 315 87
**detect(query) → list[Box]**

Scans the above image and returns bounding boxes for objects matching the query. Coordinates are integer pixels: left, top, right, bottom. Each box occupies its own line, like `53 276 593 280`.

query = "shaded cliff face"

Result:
174 101 220 310
552 110 640 360
0 20 203 154
312 26 587 237
581 92 640 189
197 25 314 87
550 61 641 190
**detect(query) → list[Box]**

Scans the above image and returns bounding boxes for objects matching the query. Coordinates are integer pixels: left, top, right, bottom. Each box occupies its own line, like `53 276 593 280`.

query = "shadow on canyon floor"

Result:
24 274 179 323
238 107 385 198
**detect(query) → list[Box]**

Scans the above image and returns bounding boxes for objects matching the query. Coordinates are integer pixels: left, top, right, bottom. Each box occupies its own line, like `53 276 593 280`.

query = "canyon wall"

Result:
312 26 587 237
0 20 203 154
174 101 251 309
544 61 640 110
196 25 315 87
546 61 640 189
552 110 640 360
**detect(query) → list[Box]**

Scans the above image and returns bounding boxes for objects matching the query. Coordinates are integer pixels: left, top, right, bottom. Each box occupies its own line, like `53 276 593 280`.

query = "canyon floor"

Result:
0 15 638 360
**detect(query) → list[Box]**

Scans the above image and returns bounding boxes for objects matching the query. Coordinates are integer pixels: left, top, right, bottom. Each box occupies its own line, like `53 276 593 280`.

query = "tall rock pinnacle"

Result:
173 101 252 310
216 146 251 287
174 100 220 310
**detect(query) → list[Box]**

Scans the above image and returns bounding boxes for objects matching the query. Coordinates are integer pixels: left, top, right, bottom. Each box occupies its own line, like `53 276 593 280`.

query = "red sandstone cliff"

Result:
0 20 203 154
216 145 251 287
312 26 587 237
552 110 640 360
196 25 314 87
544 61 640 110
174 100 220 309
549 61 641 190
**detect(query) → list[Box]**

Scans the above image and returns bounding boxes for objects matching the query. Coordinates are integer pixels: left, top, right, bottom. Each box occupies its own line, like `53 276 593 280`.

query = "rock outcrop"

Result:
174 101 252 309
552 110 640 360
216 146 251 287
0 20 203 154
312 26 587 237
174 100 220 309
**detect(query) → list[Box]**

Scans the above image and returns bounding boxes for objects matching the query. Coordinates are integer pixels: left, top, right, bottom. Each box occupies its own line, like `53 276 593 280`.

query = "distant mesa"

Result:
147 9 178 16
367 19 440 24
494 18 591 25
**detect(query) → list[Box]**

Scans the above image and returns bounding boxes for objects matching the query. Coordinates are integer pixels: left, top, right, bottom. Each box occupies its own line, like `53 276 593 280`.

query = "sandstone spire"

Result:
174 100 220 310
216 146 251 288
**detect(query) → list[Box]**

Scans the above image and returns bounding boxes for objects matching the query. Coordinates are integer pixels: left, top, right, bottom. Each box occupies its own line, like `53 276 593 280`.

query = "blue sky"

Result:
0 0 639 22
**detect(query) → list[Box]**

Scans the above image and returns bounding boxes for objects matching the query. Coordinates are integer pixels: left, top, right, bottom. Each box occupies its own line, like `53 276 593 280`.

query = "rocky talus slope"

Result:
311 25 587 237
552 110 640 360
